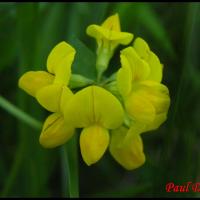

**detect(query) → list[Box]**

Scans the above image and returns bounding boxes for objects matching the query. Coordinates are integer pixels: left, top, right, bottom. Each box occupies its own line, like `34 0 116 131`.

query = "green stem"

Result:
96 48 112 83
69 74 95 89
62 134 79 198
60 147 69 197
0 95 42 130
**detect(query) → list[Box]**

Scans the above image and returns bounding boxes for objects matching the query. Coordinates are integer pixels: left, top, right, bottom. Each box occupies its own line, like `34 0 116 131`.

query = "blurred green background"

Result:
0 2 200 198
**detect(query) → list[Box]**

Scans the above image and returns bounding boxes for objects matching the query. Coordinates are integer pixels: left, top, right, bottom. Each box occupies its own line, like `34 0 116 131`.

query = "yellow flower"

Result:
87 13 134 81
16 12 171 172
109 124 145 170
87 13 133 53
64 85 124 165
117 37 170 131
18 41 76 148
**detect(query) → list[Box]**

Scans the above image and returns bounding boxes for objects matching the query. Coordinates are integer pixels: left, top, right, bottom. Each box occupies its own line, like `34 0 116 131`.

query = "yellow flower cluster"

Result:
18 13 170 170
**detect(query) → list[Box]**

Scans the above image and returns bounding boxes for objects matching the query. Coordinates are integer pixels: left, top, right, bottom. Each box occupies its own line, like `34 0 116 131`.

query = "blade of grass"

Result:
63 134 79 198
60 147 69 197
0 95 42 130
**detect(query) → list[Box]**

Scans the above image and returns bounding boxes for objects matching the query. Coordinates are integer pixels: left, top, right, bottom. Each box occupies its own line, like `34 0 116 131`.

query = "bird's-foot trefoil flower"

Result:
18 41 76 148
117 37 170 132
86 13 133 82
18 13 171 171
104 37 171 170
64 85 124 165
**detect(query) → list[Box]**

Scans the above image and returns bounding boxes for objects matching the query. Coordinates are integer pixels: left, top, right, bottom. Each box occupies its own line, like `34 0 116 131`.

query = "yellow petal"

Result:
64 86 124 129
117 56 132 98
144 112 168 132
133 37 151 60
60 86 73 113
87 25 133 45
125 91 156 124
133 37 163 82
36 84 73 113
147 52 163 83
137 81 170 114
40 113 75 148
36 84 62 112
102 13 121 32
18 71 54 97
80 124 109 165
109 126 145 170
121 47 150 81
52 61 71 84
47 41 75 84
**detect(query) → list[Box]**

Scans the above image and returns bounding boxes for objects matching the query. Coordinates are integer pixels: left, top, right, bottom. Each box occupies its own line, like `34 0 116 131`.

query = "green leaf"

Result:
62 134 79 198
70 37 96 80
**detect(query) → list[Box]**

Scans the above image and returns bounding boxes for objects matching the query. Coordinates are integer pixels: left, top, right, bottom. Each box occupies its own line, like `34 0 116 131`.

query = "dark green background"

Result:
0 2 200 197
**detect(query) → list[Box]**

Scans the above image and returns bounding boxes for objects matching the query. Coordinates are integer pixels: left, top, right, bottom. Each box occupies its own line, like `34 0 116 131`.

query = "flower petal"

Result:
133 37 151 60
87 25 133 45
147 52 163 83
60 86 73 112
40 113 75 148
102 13 121 32
125 91 156 124
64 86 124 129
109 125 145 170
134 37 163 82
36 84 62 112
36 84 73 113
144 112 168 132
86 14 133 45
18 71 54 97
80 124 109 165
117 57 132 98
47 41 75 84
137 81 170 114
121 47 150 82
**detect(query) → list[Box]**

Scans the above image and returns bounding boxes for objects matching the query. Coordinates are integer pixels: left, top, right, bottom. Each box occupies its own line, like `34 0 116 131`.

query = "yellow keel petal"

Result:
40 113 75 148
80 125 109 165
